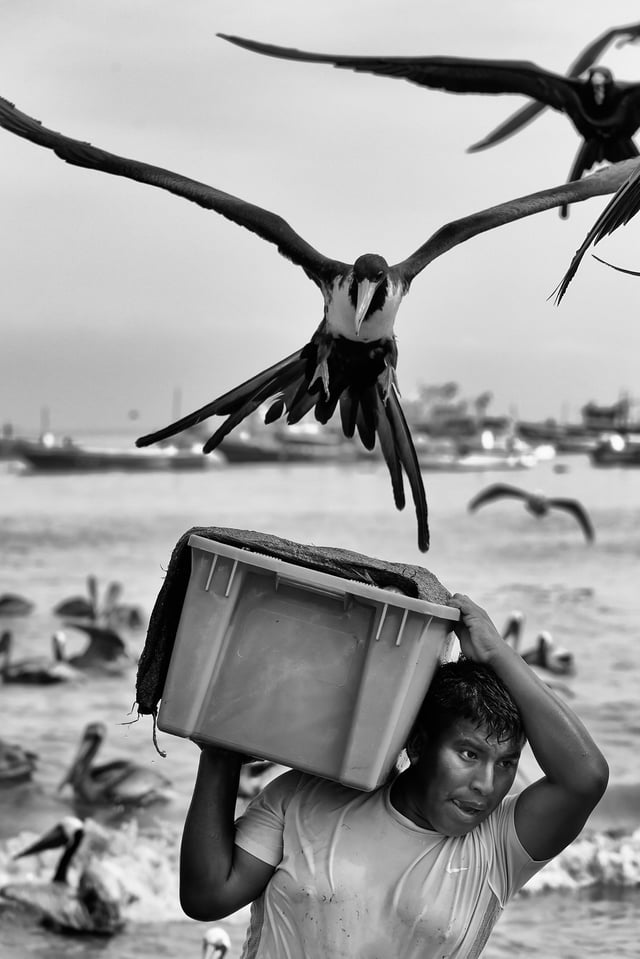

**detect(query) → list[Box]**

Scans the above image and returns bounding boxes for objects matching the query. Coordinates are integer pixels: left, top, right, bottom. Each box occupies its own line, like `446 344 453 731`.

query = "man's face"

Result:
412 718 521 836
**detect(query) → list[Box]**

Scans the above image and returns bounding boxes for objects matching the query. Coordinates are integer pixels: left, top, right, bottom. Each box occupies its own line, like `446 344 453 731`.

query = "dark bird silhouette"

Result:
54 623 130 674
0 630 83 684
554 159 640 300
0 97 635 550
1 816 127 935
53 575 144 631
469 22 640 155
0 738 38 784
0 593 35 616
220 32 640 217
59 721 173 807
468 483 595 541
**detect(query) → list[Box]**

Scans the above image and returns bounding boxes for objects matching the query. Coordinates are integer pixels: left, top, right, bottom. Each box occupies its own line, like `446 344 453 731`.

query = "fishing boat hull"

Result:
15 439 218 473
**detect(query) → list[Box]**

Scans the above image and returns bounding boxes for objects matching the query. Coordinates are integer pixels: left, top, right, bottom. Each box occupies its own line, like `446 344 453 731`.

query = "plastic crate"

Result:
157 535 460 790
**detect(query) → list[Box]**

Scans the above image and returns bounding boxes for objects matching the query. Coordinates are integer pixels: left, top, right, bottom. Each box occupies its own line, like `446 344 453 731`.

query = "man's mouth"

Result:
452 799 485 816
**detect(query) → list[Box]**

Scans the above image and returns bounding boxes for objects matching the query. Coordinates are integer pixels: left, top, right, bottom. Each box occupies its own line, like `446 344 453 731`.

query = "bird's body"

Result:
220 34 640 216
0 738 38 784
59 721 173 807
468 483 595 541
468 22 640 154
1 816 126 935
0 630 82 685
501 611 576 677
0 593 34 617
0 94 636 550
54 623 129 673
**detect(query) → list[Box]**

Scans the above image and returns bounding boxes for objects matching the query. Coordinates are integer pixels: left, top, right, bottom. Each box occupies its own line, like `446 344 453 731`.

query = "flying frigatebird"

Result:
219 32 640 217
0 95 637 550
468 483 595 542
468 22 640 156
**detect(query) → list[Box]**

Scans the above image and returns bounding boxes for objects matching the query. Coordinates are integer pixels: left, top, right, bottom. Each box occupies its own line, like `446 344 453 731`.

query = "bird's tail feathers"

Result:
339 391 358 438
373 389 405 511
136 350 306 448
385 387 429 552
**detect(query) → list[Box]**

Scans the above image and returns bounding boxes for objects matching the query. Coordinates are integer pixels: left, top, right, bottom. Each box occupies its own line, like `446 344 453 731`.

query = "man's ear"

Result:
406 728 428 765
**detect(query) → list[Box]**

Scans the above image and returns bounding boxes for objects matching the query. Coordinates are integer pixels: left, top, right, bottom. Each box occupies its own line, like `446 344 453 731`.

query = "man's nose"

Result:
471 763 495 795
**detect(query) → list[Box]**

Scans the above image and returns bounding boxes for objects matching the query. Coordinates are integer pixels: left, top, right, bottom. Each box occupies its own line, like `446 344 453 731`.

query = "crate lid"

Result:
188 534 460 621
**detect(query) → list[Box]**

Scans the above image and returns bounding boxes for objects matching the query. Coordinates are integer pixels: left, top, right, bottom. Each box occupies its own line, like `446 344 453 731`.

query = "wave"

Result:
1 812 638 927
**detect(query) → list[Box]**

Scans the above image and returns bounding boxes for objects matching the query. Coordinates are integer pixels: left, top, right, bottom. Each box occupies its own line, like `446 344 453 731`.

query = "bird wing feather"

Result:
219 36 576 108
553 163 640 301
385 386 429 551
397 158 640 282
548 498 595 540
0 95 345 285
468 483 528 511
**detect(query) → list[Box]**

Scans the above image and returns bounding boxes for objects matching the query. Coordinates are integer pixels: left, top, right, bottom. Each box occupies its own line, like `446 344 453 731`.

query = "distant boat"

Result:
414 435 537 472
218 424 358 464
14 436 221 473
590 433 640 467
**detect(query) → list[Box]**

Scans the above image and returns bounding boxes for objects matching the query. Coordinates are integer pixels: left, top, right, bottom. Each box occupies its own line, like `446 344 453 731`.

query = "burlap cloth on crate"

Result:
135 526 453 750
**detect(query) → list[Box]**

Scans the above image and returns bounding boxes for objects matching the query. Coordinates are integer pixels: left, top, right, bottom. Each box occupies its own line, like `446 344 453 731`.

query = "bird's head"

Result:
202 926 232 959
349 254 390 333
587 67 613 106
13 815 85 860
535 631 576 677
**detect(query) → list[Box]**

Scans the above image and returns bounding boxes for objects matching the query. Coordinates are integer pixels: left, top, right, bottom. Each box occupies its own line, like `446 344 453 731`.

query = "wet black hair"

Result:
407 658 525 759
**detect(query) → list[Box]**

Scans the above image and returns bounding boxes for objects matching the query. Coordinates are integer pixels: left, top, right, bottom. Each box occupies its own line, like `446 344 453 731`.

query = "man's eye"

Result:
461 749 476 760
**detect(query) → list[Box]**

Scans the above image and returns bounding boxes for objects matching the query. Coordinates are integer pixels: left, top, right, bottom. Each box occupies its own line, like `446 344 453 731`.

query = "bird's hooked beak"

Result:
353 275 384 335
14 822 68 859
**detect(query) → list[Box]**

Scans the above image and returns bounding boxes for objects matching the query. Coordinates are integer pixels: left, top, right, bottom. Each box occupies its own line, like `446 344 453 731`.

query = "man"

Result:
179 594 608 958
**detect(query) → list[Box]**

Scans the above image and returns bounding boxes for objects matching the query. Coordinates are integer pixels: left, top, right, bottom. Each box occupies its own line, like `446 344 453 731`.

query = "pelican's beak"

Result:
354 277 383 334
14 822 67 859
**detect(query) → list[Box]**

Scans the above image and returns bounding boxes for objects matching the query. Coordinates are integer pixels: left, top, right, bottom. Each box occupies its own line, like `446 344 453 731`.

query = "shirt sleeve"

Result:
234 769 304 867
485 794 552 905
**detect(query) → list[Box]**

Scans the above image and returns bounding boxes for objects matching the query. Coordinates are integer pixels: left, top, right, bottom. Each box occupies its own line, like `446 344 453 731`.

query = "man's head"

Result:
399 660 525 836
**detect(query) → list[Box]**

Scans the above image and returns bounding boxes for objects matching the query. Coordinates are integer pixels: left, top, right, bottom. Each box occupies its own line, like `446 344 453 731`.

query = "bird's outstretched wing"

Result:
468 20 640 152
0 95 345 286
553 163 640 301
468 484 527 512
219 35 577 110
397 158 640 282
549 498 595 541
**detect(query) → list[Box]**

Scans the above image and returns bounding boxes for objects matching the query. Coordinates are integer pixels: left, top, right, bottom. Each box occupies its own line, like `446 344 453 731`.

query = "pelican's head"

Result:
533 631 576 677
587 67 613 106
202 926 232 959
501 610 525 648
14 815 85 860
350 254 390 333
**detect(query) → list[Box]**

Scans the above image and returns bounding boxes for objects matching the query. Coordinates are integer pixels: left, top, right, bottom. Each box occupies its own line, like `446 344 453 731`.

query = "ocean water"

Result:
0 444 638 958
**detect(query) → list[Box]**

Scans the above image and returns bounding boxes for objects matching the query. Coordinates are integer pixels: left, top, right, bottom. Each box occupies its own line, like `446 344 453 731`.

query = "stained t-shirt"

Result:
234 770 549 959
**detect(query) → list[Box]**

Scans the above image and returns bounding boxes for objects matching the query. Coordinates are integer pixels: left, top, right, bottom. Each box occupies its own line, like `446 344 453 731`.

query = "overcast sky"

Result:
2 0 640 434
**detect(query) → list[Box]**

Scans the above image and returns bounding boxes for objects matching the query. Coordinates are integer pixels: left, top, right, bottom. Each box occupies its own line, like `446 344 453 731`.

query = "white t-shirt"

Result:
234 770 549 959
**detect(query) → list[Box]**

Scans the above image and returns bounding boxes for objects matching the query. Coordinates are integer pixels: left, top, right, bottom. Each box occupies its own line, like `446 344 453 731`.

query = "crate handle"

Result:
204 555 218 591
275 573 352 610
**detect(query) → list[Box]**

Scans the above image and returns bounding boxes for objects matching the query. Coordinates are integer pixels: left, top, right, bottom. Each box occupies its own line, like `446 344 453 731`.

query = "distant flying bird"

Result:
468 22 640 155
220 32 640 217
59 721 173 807
554 160 640 300
468 483 595 541
0 97 635 551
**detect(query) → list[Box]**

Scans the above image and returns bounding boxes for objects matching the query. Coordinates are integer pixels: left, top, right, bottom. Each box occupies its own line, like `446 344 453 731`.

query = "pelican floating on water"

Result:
54 575 145 631
54 623 129 674
0 630 84 684
502 610 576 678
59 721 173 807
0 738 38 784
0 593 34 617
0 97 636 550
203 926 232 959
220 31 640 218
0 816 126 935
468 483 595 542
